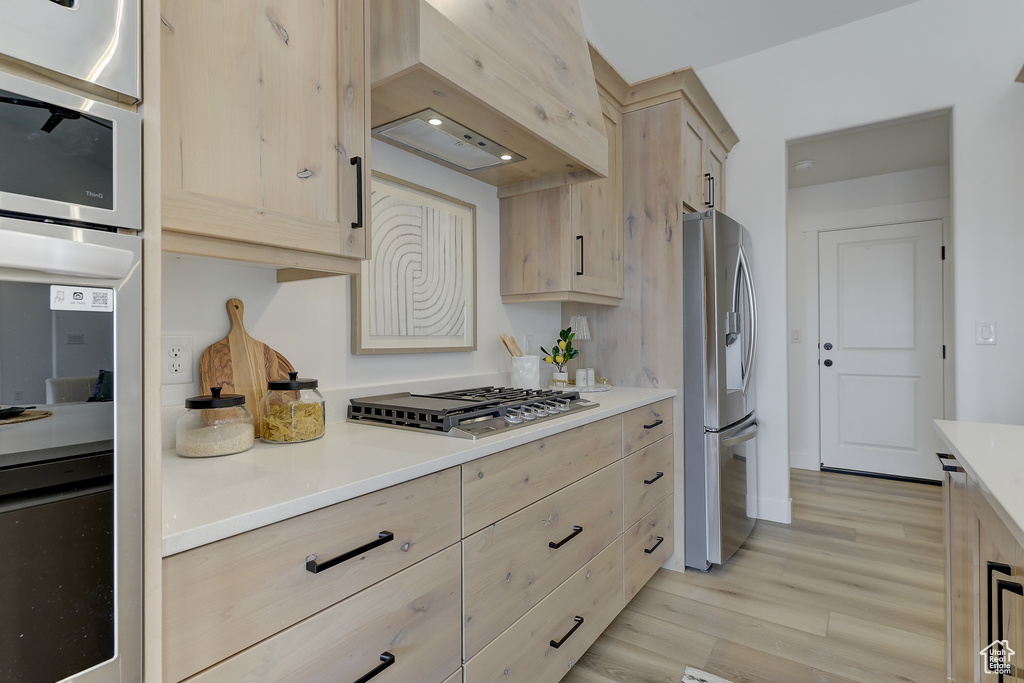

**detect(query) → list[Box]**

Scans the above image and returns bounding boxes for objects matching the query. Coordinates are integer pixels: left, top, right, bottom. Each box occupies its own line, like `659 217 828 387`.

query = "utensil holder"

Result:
511 355 540 390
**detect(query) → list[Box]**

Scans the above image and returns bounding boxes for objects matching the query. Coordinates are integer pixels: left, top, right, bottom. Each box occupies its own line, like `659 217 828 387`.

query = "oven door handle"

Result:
0 227 135 279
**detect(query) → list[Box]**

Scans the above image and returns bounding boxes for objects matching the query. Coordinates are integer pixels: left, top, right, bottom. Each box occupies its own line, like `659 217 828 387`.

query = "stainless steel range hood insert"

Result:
372 109 525 171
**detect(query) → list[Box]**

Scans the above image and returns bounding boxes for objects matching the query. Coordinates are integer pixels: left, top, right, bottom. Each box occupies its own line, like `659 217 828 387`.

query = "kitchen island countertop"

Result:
935 419 1024 547
163 386 675 556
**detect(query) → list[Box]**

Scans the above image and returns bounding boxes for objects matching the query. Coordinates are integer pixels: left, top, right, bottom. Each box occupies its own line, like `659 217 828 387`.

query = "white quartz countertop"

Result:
163 386 675 557
934 420 1024 545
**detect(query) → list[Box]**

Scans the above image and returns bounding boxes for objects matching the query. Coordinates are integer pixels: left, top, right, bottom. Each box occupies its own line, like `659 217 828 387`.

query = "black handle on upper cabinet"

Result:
352 652 395 683
549 525 584 549
577 235 584 276
987 561 1013 646
306 531 394 574
643 419 664 430
351 156 364 229
549 616 584 649
997 579 1024 682
644 472 665 485
705 173 715 208
644 536 665 554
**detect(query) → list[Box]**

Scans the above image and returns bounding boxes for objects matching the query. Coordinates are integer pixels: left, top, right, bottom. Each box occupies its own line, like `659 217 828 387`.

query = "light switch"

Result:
789 329 801 343
976 321 997 345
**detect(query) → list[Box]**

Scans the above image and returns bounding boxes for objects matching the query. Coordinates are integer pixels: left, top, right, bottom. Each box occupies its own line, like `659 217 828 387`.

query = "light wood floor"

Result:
565 468 946 683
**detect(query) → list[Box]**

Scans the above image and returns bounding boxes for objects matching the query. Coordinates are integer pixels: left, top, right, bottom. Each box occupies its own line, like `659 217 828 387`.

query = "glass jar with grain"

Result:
176 387 254 457
259 371 325 443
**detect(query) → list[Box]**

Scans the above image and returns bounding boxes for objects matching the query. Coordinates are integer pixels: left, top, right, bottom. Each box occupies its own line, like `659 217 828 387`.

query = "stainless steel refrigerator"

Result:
682 209 759 570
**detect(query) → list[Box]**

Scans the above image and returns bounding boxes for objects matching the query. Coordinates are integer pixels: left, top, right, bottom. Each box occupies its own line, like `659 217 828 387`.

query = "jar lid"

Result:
185 386 246 409
267 371 318 391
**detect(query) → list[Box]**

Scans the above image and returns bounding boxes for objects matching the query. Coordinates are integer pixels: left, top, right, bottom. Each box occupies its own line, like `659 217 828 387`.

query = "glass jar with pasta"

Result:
259 372 326 443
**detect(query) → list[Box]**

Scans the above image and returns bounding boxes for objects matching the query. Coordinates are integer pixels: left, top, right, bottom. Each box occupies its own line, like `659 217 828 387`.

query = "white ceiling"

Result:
579 0 922 82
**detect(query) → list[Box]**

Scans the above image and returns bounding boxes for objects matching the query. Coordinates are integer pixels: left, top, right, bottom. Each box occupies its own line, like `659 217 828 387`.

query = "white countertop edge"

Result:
163 387 675 556
934 419 1024 547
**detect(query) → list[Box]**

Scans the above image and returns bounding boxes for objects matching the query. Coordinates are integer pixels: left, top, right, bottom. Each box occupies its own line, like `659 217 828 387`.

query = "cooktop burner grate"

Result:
347 386 598 438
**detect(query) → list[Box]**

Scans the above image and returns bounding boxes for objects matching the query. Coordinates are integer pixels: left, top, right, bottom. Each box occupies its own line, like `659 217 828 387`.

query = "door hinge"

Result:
941 246 946 260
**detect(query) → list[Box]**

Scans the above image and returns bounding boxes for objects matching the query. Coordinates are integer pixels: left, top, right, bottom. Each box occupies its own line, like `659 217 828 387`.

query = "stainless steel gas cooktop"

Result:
346 386 600 439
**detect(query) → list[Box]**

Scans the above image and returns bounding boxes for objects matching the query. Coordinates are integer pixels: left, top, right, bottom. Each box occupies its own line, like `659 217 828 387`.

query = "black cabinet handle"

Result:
306 531 394 574
643 419 663 430
353 651 395 683
644 472 664 485
987 561 1013 646
549 615 584 649
549 525 583 549
997 579 1023 681
351 156 364 229
644 536 665 554
705 173 715 208
576 235 584 276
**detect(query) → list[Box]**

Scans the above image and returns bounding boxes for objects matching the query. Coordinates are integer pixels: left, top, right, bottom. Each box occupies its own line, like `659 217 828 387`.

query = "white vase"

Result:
552 371 569 387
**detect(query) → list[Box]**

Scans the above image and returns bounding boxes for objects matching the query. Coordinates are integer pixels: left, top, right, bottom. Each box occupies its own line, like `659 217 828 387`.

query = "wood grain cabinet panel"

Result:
463 461 623 659
163 467 460 682
462 416 621 535
185 545 462 683
623 496 674 605
160 0 369 271
498 94 623 305
623 435 673 528
622 399 673 456
464 537 623 683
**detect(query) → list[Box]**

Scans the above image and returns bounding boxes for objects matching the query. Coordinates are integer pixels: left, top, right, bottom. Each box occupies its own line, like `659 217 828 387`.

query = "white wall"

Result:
699 0 1024 521
787 165 950 470
162 141 562 408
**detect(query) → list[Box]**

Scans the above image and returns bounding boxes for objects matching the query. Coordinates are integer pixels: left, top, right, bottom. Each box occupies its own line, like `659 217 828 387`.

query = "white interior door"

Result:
818 220 945 480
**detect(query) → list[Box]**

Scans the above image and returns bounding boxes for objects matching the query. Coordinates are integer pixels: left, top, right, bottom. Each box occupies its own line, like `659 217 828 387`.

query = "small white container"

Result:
510 355 540 390
576 369 588 388
586 368 595 386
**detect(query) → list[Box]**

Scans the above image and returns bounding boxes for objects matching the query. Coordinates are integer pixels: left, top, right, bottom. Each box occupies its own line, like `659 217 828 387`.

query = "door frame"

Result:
790 207 954 471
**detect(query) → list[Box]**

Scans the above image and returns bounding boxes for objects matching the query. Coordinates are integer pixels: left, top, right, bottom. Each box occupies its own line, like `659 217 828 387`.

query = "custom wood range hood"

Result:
370 0 609 187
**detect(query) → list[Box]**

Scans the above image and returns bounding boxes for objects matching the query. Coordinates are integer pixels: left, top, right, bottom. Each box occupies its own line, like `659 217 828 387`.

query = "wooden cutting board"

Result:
199 298 295 436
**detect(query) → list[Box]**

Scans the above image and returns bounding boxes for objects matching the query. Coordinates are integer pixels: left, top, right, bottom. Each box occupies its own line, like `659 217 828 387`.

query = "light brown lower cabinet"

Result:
624 496 674 605
945 457 1024 682
184 545 462 683
465 537 624 683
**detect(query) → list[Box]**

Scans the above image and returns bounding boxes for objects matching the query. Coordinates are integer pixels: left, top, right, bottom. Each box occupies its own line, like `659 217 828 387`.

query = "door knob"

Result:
823 343 833 350
823 359 833 367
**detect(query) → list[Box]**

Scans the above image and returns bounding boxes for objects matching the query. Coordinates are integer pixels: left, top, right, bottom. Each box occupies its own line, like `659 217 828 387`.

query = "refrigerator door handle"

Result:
722 421 759 447
737 244 758 394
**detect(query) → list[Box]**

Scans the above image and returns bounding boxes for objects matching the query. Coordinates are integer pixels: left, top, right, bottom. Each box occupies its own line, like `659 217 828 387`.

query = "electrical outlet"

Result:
524 334 534 355
162 335 194 384
13 390 23 401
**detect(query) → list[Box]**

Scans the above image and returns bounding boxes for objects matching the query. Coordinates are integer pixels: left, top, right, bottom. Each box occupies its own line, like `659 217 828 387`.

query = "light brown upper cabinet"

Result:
681 101 726 213
498 93 623 305
160 0 370 275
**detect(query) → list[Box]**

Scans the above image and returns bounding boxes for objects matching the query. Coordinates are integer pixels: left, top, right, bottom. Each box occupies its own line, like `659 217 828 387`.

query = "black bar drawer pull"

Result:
644 471 664 486
643 419 663 430
306 531 394 574
576 235 584 276
549 525 583 549
644 536 665 554
549 616 584 649
351 156 364 229
353 651 395 683
987 561 1013 646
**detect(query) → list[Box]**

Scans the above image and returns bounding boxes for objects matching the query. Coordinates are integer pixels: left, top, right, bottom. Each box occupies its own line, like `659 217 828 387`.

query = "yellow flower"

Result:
544 356 554 363
555 355 564 364
558 340 567 350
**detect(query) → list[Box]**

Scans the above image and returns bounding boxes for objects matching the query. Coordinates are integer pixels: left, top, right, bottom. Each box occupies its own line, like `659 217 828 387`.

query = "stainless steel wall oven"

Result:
0 69 141 683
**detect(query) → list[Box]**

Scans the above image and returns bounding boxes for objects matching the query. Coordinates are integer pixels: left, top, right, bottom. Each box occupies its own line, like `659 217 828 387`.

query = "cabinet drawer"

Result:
463 416 621 535
623 495 674 605
623 435 674 528
163 467 461 682
463 461 623 658
464 537 623 683
622 399 673 456
185 545 462 683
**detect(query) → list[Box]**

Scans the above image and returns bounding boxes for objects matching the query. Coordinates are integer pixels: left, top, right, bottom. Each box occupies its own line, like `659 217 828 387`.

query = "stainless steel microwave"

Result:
0 71 141 231
0 0 140 99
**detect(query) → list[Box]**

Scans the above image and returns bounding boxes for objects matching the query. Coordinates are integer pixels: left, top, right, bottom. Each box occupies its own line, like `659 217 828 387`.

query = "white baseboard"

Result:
758 495 793 524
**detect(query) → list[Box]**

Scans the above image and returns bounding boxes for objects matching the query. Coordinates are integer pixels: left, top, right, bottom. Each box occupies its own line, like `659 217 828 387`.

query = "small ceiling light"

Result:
500 154 512 161
794 159 814 171
427 117 443 126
